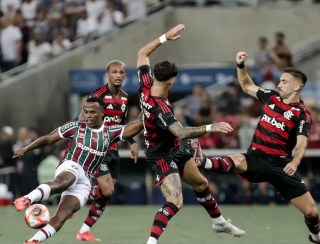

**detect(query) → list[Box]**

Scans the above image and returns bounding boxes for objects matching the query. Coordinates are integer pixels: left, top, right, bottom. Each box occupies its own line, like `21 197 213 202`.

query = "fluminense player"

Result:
13 97 143 244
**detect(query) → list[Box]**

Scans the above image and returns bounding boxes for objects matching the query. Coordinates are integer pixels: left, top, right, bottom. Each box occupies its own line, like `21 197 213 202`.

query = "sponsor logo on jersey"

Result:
283 110 294 120
158 113 167 126
79 128 86 131
268 104 275 109
104 115 122 123
78 133 85 137
100 164 108 171
77 142 106 157
143 110 150 118
261 114 285 131
121 97 127 101
170 161 178 169
106 104 113 109
104 95 112 99
299 120 305 133
60 121 78 132
140 93 152 109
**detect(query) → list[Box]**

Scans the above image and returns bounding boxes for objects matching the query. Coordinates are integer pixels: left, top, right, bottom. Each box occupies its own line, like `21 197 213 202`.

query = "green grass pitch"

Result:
0 205 312 244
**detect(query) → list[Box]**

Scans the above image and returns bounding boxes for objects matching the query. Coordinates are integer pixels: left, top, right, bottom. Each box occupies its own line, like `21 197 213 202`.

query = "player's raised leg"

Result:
182 158 245 237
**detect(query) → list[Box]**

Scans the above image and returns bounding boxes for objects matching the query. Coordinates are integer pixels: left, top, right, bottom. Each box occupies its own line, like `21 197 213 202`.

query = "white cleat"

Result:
212 219 246 237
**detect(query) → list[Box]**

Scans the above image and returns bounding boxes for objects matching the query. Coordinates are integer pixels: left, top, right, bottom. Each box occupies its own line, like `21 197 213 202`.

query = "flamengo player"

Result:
13 97 143 244
76 60 139 242
137 24 245 244
200 51 320 243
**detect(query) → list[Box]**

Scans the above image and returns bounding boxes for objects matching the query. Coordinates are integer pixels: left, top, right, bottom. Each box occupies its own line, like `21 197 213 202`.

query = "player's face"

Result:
106 64 126 88
277 72 302 99
82 102 104 128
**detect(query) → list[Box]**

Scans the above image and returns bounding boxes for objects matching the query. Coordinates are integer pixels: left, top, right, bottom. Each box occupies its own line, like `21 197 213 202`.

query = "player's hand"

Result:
165 24 185 41
130 142 139 164
13 148 27 158
210 122 233 134
283 162 298 176
236 51 248 65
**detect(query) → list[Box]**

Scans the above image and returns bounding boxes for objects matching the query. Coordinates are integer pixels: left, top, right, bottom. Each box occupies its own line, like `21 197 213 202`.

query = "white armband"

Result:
205 124 212 132
159 34 167 44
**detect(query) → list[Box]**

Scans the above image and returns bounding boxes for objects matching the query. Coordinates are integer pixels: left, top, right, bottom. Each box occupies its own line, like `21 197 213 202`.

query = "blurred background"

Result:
0 0 320 207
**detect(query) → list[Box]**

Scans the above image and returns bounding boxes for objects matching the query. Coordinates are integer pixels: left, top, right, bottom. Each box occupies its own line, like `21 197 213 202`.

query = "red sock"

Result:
208 157 235 173
194 186 221 218
150 202 179 240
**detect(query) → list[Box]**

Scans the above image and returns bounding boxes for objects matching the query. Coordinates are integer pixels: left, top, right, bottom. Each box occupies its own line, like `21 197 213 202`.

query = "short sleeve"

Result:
108 125 125 144
256 88 279 104
296 108 312 137
137 65 154 90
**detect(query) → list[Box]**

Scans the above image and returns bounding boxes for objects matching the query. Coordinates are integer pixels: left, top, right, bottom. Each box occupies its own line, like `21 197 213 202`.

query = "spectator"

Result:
234 181 254 204
237 109 257 149
75 10 97 42
253 182 276 205
122 0 146 21
217 82 241 115
195 91 216 125
20 0 39 28
272 31 293 71
27 30 52 66
1 0 21 16
32 9 52 42
184 83 204 126
0 15 22 72
52 31 72 55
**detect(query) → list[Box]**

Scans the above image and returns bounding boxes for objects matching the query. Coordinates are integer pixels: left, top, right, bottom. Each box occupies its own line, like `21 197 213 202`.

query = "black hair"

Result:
106 60 126 71
154 61 178 82
283 67 307 85
86 97 105 110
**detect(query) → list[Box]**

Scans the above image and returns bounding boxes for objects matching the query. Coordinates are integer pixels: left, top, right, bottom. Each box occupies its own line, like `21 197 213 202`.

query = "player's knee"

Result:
304 205 319 218
52 174 75 193
170 197 183 209
231 154 247 172
99 183 114 197
192 177 208 192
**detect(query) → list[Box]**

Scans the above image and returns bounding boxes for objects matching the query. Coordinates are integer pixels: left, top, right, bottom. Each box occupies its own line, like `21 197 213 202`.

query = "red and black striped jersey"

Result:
137 65 179 156
248 88 312 159
58 121 124 176
90 84 129 150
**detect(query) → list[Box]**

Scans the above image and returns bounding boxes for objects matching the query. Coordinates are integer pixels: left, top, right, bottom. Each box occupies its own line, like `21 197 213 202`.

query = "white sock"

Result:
205 158 212 169
28 224 56 242
25 184 51 203
212 215 226 224
147 236 157 244
79 223 91 233
310 232 320 241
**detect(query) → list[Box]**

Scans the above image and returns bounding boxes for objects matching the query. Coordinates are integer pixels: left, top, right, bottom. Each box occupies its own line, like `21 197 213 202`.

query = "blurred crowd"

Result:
0 0 157 72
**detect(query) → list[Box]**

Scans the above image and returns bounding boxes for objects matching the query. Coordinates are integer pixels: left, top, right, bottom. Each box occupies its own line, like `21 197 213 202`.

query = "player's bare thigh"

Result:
291 191 319 217
161 173 183 208
96 174 115 196
229 154 248 173
181 158 208 192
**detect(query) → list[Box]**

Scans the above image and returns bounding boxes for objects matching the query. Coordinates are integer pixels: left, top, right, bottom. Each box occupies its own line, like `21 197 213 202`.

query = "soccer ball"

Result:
24 204 50 229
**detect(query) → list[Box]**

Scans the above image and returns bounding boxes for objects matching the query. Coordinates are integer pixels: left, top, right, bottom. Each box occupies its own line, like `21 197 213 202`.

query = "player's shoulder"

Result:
60 120 81 131
91 84 108 97
119 88 129 98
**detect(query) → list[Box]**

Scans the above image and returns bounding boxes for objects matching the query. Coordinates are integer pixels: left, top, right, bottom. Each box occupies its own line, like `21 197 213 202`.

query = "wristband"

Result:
159 34 167 44
205 124 212 132
237 62 245 69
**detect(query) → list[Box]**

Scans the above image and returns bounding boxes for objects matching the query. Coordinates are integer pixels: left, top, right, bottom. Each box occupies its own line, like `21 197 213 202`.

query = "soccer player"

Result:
199 51 320 243
137 24 245 244
76 60 139 242
13 97 143 244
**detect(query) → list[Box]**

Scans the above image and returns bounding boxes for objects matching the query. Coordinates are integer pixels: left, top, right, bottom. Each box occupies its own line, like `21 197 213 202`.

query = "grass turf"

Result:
0 205 311 244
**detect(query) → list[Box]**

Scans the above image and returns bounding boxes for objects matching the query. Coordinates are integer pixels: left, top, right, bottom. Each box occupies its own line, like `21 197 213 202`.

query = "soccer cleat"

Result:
309 233 320 243
76 231 101 242
212 219 246 237
14 197 31 211
189 138 206 168
23 240 40 244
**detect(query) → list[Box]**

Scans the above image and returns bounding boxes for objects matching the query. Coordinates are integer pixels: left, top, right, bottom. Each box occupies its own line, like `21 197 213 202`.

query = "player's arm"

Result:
13 129 61 158
122 120 144 140
137 24 185 68
283 135 308 176
168 121 233 140
236 51 259 99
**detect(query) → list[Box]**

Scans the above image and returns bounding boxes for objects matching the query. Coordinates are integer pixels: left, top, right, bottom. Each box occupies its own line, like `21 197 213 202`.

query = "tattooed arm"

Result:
236 51 259 98
168 121 233 140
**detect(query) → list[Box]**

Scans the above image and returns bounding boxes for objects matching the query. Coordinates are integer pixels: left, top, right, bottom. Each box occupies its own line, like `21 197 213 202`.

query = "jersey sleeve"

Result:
154 101 177 130
108 125 125 144
137 65 154 90
58 121 79 138
296 107 312 137
256 88 279 104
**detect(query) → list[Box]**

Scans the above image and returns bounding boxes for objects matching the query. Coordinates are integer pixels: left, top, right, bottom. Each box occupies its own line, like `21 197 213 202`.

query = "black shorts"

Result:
93 150 120 180
238 153 308 200
146 142 193 186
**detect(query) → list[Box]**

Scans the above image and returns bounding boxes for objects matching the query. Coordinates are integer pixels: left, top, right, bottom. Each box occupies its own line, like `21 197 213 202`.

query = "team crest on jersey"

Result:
78 133 85 137
170 161 178 169
100 164 108 171
92 136 98 142
121 103 126 112
284 110 294 120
